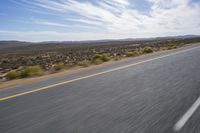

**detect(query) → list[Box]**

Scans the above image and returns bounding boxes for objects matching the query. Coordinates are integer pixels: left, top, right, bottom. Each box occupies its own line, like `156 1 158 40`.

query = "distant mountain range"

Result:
0 35 199 50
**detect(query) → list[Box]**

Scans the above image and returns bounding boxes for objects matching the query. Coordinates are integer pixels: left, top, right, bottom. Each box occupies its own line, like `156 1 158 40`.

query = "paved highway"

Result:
1 44 200 133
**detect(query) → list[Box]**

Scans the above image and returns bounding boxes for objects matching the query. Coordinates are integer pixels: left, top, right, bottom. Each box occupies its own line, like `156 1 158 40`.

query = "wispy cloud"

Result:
33 20 69 27
3 0 200 41
65 18 103 26
30 19 100 29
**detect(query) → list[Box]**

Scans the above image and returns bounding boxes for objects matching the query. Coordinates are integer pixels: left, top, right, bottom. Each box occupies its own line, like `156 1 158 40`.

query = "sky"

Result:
0 0 200 42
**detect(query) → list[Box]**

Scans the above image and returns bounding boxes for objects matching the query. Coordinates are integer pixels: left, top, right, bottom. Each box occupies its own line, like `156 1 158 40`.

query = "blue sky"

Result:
0 0 200 42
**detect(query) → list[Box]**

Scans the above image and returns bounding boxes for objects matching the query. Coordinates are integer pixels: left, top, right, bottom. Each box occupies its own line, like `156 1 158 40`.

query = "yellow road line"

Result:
0 46 199 101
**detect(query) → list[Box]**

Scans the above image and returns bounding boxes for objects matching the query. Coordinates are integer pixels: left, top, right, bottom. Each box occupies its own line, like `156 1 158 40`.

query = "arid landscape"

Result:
2 0 200 132
1 35 200 81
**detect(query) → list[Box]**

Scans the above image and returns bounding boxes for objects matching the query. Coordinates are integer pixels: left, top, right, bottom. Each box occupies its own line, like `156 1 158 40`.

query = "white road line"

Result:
173 96 200 132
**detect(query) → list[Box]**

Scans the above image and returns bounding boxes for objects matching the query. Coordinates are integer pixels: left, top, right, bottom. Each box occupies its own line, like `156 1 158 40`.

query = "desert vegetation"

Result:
125 51 140 57
91 53 111 65
167 44 178 50
53 62 65 71
78 60 91 67
6 70 19 80
6 66 44 80
1 36 200 81
142 46 154 53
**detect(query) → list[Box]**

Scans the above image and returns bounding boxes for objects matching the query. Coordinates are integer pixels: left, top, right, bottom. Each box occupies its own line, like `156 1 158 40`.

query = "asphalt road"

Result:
1 44 200 133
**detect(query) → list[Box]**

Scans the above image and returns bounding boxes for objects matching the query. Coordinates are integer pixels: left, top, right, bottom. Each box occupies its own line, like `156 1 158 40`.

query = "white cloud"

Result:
65 18 103 26
112 0 129 6
5 0 200 41
33 20 69 27
31 19 100 29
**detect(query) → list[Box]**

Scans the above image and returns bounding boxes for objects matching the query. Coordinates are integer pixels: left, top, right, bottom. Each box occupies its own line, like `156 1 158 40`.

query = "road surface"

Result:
1 44 200 133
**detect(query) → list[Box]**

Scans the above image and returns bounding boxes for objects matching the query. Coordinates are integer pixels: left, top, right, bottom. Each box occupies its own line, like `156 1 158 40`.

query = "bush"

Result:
160 47 167 51
167 44 177 50
6 70 19 80
101 53 111 62
126 51 140 57
78 60 91 67
53 62 65 71
19 66 44 78
19 70 29 78
114 56 122 61
142 47 153 53
92 58 103 65
91 53 110 65
92 54 101 61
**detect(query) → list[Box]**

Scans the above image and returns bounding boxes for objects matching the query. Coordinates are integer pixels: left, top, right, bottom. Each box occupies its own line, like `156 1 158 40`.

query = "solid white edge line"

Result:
173 96 200 132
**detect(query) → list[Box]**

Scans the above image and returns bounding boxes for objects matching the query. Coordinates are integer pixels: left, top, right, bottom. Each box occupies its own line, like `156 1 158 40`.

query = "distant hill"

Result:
0 41 31 49
0 35 199 50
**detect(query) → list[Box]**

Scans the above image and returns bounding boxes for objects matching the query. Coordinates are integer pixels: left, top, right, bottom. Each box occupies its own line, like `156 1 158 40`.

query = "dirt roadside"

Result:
0 43 196 90
0 58 128 90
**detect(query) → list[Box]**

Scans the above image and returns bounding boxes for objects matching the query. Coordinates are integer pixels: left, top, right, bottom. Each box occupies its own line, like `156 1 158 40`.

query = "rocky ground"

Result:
0 37 200 80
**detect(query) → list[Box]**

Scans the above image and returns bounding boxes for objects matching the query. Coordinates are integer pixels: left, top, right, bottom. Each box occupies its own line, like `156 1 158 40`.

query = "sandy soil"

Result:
0 43 194 90
0 59 127 90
